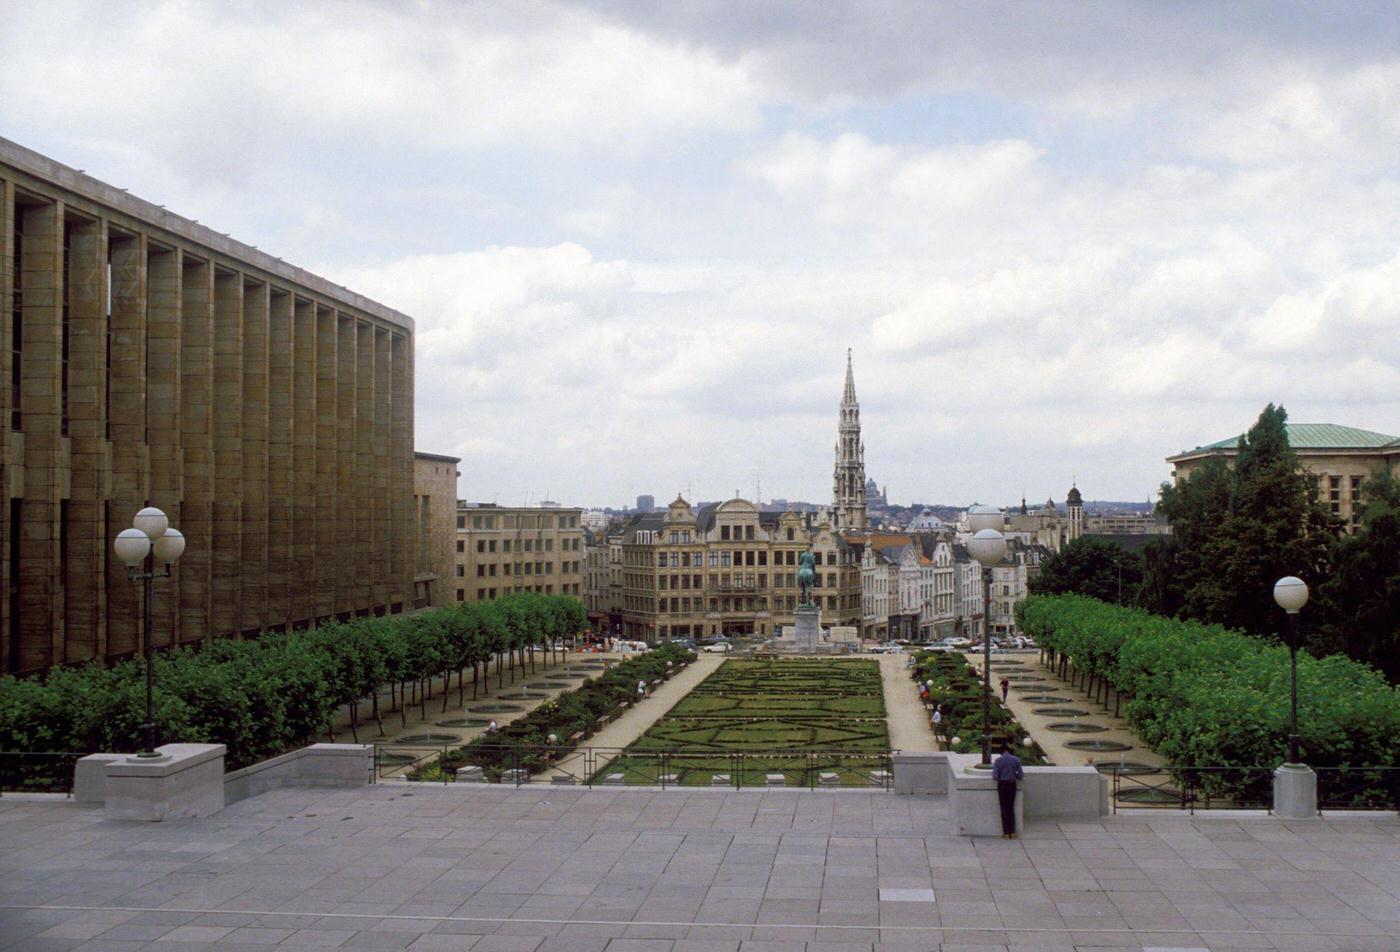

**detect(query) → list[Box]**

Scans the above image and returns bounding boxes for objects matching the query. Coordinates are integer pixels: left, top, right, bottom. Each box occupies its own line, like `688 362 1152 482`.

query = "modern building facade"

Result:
412 453 461 609
454 504 585 603
1167 423 1400 533
1 139 417 675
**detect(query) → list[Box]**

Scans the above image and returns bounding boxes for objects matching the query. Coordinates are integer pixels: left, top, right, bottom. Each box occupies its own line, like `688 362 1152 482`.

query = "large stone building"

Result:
453 504 585 603
617 495 861 642
1 139 417 674
412 453 461 609
1167 422 1400 532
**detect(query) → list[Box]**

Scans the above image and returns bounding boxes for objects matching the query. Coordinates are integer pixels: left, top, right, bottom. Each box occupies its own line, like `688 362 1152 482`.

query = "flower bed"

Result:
912 651 1048 764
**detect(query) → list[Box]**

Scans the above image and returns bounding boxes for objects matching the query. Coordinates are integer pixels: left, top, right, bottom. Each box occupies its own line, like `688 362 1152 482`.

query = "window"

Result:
473 515 483 529
721 526 730 541
709 553 718 567
670 553 679 567
456 589 464 601
476 565 484 577
489 540 497 553
456 565 464 577
658 553 667 567
456 541 464 553
745 525 754 541
457 515 465 529
786 528 794 541
476 540 485 553
489 564 497 576
545 539 553 552
758 551 767 566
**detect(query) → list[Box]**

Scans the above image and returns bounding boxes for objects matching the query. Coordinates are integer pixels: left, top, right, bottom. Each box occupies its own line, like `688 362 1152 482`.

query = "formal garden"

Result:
596 658 891 786
911 650 1049 765
1018 593 1400 807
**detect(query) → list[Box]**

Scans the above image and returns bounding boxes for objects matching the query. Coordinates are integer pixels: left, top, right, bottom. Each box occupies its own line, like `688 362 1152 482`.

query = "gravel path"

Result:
877 653 938 752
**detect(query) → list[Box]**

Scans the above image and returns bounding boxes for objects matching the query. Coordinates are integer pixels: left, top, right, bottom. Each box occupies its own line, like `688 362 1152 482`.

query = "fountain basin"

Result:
1046 722 1107 733
468 703 523 714
1093 761 1159 776
526 681 573 689
497 692 539 700
435 718 492 728
374 752 416 766
1032 707 1092 717
1065 739 1132 752
1019 695 1072 703
395 732 460 745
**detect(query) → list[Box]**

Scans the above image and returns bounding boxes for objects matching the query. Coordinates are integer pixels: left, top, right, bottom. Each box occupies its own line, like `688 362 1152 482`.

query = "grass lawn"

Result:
599 658 890 786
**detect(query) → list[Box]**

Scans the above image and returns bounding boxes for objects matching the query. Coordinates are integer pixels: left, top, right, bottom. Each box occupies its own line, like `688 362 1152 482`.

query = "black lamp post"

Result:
1273 576 1309 766
966 506 1007 766
113 507 186 757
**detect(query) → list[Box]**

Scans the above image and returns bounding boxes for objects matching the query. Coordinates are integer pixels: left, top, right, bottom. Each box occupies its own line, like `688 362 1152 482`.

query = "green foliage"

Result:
1142 403 1337 636
1312 469 1400 683
0 594 587 770
911 651 1048 764
1016 594 1399 773
1029 537 1142 605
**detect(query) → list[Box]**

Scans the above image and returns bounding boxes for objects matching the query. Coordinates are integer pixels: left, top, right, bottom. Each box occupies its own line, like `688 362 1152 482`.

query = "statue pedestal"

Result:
794 605 821 653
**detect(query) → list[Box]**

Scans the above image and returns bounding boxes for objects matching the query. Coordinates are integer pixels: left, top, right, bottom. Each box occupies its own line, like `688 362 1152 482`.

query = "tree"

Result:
1141 403 1337 638
1313 470 1400 682
1029 537 1142 605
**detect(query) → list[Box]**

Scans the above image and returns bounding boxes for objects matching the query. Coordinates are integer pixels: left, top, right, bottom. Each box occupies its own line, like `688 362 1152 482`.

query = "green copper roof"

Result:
1196 423 1399 452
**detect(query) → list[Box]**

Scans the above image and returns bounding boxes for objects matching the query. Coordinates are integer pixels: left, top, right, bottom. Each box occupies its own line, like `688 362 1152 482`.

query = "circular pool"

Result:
1046 721 1107 733
394 733 459 745
1065 739 1132 752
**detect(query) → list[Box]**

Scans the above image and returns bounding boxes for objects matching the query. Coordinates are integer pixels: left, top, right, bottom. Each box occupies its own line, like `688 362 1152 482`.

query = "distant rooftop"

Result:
1180 423 1400 455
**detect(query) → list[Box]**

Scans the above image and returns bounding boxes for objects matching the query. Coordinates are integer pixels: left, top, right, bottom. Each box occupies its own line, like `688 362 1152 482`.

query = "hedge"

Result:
1015 594 1399 772
0 593 586 770
912 650 1048 764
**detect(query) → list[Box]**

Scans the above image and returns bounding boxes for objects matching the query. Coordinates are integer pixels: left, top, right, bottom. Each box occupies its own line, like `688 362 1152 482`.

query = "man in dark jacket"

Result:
992 744 1024 839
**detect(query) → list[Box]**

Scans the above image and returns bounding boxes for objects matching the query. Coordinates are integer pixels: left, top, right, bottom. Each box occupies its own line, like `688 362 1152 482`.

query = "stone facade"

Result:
1 138 416 674
453 504 585 603
412 453 461 609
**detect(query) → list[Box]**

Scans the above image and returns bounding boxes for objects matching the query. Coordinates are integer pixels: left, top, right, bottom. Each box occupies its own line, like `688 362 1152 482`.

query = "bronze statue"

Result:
797 551 816 607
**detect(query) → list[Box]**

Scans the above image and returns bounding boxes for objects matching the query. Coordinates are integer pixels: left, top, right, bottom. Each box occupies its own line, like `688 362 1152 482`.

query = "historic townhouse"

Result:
1 139 416 674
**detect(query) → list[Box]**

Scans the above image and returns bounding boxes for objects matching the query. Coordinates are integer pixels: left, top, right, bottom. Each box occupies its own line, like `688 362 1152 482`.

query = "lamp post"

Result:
1272 576 1309 766
113 507 186 758
967 506 1007 766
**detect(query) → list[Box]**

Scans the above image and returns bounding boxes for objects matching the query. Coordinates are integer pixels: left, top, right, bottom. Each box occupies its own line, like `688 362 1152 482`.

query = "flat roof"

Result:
1 137 414 332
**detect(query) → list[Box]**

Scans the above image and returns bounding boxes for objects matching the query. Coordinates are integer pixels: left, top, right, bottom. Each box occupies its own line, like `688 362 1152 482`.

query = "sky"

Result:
3 1 1398 510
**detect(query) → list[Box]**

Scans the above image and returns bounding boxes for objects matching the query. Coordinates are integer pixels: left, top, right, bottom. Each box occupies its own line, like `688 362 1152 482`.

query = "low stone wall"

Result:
892 752 948 795
944 751 1108 836
224 744 373 804
79 744 228 821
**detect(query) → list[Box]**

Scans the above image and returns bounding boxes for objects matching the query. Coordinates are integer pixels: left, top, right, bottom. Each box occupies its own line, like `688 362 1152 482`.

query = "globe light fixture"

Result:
967 517 1007 765
113 508 186 758
1273 576 1310 765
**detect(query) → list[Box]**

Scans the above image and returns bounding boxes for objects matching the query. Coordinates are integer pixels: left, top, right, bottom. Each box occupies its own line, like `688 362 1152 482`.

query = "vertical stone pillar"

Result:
210 270 242 637
106 233 147 658
354 321 374 613
290 299 317 626
145 247 182 645
178 255 213 645
17 200 64 672
390 332 410 611
314 305 337 622
0 180 12 672
265 290 293 628
372 329 391 611
335 314 356 615
63 216 106 663
240 281 269 634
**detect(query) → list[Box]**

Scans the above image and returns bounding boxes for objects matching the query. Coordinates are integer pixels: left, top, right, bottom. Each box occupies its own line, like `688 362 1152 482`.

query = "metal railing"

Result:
1315 767 1400 813
373 743 894 790
1111 766 1276 813
0 751 84 797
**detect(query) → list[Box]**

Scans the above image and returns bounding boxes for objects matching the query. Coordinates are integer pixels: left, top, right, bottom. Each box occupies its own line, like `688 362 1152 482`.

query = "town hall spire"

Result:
833 350 867 531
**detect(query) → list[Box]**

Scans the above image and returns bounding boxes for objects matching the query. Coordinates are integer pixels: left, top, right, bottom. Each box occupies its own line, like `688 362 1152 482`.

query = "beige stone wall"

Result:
453 506 585 606
412 453 460 609
0 147 416 674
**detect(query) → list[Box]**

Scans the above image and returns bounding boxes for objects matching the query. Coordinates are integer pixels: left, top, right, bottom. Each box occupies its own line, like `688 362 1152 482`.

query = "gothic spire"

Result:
842 347 857 405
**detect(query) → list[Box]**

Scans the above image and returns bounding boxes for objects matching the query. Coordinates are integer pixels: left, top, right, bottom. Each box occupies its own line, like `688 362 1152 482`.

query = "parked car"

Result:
937 637 972 649
702 641 731 653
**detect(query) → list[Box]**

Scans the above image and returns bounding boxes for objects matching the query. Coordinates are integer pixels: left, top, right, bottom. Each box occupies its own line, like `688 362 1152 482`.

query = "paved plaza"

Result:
2 786 1398 952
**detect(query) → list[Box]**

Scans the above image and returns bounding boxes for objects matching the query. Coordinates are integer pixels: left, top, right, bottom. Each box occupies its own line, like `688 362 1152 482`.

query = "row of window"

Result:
460 559 583 578
457 582 579 601
458 513 581 531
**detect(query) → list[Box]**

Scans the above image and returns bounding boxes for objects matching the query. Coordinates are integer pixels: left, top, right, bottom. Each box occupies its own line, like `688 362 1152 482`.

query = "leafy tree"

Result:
1029 537 1142 605
1142 404 1337 638
1313 470 1400 682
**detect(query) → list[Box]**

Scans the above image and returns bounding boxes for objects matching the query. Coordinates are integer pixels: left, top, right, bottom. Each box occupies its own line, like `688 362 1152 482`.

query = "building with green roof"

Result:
1166 423 1399 532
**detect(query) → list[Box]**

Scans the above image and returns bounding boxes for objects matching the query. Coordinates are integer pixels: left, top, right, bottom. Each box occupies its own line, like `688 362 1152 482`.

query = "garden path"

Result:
877 653 939 752
543 652 725 779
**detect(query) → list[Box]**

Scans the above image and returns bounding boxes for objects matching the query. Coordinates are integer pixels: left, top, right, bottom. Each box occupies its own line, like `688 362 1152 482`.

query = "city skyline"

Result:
3 3 1397 505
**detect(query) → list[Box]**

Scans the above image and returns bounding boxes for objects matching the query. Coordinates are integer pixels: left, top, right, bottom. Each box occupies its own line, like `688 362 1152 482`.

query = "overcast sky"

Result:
5 1 1398 509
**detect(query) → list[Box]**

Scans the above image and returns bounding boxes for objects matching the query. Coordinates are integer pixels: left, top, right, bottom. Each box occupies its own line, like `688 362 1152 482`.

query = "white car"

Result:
702 642 731 653
937 637 972 649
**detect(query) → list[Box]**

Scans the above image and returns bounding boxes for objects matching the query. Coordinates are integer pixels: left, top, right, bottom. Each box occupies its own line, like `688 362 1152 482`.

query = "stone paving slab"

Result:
0 786 1397 951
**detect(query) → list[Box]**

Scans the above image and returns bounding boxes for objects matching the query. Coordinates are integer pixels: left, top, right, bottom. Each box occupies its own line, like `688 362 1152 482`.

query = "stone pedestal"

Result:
947 753 1021 837
892 752 947 795
1273 764 1318 819
102 744 226 821
793 605 820 653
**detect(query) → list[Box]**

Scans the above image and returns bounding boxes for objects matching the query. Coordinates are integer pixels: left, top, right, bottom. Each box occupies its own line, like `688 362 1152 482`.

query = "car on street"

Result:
702 641 731 653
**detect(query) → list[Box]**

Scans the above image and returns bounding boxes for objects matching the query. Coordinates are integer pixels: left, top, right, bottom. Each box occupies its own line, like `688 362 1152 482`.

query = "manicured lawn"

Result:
599 658 890 786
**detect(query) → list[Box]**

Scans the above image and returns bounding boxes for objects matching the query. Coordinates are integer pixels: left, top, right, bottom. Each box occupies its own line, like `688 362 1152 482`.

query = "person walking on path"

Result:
931 705 943 743
999 677 1010 703
993 744 1024 839
637 679 647 701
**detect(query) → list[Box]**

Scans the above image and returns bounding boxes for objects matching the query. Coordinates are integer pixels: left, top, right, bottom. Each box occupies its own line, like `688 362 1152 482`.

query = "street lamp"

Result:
967 508 1007 766
113 507 186 758
1272 576 1309 766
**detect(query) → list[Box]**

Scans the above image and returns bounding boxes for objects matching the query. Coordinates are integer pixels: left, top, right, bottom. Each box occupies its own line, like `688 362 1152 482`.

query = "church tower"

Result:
1067 484 1084 542
832 350 868 531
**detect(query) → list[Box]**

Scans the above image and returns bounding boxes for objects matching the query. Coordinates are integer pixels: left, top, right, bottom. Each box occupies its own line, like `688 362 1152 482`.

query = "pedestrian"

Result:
931 705 943 740
638 679 647 700
999 677 1010 703
992 744 1024 839
486 720 498 735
